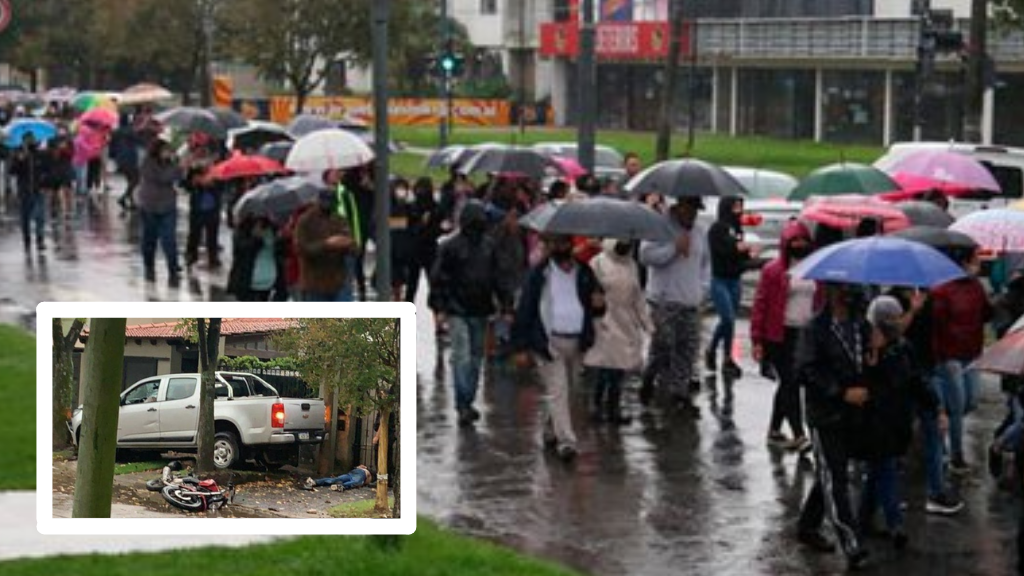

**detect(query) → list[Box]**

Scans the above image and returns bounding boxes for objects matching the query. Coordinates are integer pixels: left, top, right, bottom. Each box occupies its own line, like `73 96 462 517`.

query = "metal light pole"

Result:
963 0 987 142
656 0 685 161
439 0 449 148
686 5 698 153
372 0 392 301
577 0 596 174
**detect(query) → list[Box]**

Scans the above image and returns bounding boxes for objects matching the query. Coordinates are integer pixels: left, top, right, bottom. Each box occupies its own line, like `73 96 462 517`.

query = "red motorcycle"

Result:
161 472 235 512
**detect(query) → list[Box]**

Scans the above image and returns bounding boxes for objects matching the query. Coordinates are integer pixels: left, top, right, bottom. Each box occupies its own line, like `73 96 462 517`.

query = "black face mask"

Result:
551 246 573 262
789 244 812 259
614 241 632 256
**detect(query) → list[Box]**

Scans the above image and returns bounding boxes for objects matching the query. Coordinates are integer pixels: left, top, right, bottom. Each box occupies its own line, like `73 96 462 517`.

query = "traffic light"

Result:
436 52 465 77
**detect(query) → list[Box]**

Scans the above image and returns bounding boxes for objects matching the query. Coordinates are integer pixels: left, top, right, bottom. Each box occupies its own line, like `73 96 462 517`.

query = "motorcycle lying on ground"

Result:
145 460 236 512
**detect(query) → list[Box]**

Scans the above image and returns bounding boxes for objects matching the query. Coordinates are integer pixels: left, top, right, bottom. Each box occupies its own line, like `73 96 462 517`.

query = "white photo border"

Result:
36 301 417 535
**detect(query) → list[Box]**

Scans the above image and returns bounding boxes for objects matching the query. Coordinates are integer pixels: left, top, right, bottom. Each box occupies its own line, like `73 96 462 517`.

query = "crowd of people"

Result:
5 99 1024 571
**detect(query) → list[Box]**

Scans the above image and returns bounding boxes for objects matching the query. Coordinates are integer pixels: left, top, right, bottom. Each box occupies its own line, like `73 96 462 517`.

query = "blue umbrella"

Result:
789 236 966 288
3 118 57 148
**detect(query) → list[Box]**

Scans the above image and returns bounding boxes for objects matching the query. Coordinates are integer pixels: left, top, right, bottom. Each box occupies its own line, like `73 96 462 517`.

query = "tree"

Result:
993 0 1023 27
276 318 399 514
52 318 85 450
72 318 127 518
195 319 222 473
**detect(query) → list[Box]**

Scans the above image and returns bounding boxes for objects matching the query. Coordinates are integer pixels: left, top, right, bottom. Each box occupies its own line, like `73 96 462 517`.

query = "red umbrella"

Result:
878 172 970 202
973 328 1024 376
801 194 911 232
209 153 288 181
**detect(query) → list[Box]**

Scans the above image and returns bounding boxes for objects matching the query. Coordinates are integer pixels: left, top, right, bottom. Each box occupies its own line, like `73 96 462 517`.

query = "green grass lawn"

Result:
329 495 395 518
0 518 581 576
0 324 36 490
112 461 166 475
391 126 884 179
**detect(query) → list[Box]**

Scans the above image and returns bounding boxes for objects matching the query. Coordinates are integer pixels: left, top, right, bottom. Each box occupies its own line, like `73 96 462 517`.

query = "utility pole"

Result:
439 0 449 148
656 0 685 161
199 0 215 107
577 0 596 174
372 0 391 301
913 0 933 142
687 2 698 153
963 0 987 142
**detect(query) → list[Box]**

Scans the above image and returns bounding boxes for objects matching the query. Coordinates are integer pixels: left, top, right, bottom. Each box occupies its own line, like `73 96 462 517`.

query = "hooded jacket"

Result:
428 201 516 317
707 196 750 279
750 220 815 346
583 240 653 370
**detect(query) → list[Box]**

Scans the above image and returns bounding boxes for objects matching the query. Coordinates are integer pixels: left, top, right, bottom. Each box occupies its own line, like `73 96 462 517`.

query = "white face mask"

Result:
395 187 410 201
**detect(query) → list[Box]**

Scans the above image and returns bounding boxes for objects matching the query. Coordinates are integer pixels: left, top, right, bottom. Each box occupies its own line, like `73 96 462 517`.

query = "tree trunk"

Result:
374 408 390 514
317 384 337 476
392 403 400 519
295 86 308 115
72 318 126 518
336 403 353 472
52 318 84 450
196 318 221 474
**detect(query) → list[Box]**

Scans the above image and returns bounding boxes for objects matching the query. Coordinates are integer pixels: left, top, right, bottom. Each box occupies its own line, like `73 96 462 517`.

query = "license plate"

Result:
299 432 309 440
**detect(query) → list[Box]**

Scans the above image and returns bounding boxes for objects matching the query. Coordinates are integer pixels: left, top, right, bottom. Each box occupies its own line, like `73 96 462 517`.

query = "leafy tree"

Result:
994 0 1023 27
276 318 399 514
72 318 126 518
52 318 85 450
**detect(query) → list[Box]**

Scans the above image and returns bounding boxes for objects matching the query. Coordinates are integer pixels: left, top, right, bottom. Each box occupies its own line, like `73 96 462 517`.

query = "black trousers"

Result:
799 425 862 557
767 328 806 438
186 209 220 265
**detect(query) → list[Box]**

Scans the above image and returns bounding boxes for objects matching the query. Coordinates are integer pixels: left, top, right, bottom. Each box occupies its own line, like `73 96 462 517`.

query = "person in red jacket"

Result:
751 220 817 452
931 249 992 474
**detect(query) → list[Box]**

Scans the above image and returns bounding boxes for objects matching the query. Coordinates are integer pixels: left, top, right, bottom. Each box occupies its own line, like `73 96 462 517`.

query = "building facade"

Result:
538 0 1024 146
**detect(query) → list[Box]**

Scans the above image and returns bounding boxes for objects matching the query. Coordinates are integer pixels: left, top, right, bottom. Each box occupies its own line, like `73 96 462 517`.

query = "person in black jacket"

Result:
405 177 441 303
10 133 47 253
511 233 606 461
856 296 940 551
706 196 755 379
794 283 870 570
228 215 285 301
429 200 516 427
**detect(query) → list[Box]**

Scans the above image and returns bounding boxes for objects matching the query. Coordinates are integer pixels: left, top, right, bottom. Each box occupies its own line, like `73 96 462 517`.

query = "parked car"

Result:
70 371 327 469
874 141 1024 218
532 142 626 182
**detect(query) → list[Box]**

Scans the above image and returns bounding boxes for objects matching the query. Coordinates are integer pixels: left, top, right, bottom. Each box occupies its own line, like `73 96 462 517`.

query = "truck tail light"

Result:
325 406 331 425
741 212 764 227
272 403 285 428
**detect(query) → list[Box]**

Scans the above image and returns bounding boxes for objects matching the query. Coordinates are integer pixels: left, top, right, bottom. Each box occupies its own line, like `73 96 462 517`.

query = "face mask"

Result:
789 244 812 260
614 241 632 256
395 187 409 201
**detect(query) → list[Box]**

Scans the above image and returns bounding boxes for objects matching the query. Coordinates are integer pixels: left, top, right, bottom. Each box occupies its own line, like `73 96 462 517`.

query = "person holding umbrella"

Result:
10 132 47 254
182 132 225 270
136 132 184 285
706 195 756 379
638 197 711 413
511 233 606 460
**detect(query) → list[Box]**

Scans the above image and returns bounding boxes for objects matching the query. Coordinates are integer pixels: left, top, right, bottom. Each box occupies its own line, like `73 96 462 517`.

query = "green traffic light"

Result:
441 57 455 72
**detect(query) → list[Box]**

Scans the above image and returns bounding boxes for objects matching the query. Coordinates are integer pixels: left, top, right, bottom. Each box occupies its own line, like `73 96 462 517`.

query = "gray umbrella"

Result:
155 107 226 139
889 225 978 250
232 176 321 224
625 158 746 198
519 197 676 241
895 201 955 228
257 141 295 164
286 114 336 138
207 107 248 131
461 146 558 181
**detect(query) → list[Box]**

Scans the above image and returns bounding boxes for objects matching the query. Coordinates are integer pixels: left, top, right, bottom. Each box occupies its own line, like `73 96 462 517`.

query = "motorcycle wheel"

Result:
161 484 207 512
145 478 164 492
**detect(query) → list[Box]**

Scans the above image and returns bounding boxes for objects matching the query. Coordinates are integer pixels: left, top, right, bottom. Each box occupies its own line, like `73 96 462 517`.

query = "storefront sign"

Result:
267 96 517 127
539 20 690 60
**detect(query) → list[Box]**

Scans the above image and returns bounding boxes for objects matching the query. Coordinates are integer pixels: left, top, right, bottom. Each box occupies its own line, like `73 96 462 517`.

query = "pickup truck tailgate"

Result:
282 399 326 431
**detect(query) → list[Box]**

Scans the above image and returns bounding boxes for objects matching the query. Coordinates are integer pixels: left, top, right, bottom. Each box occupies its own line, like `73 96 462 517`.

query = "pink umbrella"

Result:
883 150 1001 193
801 194 911 233
79 108 118 131
73 129 107 165
549 155 587 179
879 172 970 202
949 208 1024 253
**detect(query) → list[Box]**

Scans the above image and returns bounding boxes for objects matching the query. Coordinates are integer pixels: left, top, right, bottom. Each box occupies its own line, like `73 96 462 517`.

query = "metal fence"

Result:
217 365 316 399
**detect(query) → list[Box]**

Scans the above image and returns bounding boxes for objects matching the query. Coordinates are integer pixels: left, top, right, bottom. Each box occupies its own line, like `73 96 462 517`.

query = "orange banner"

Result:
268 96 513 127
212 76 233 108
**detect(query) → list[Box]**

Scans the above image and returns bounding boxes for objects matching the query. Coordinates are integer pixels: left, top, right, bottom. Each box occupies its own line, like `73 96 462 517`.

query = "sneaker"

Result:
767 431 791 448
846 547 870 570
704 348 717 372
949 457 971 475
788 436 812 453
797 530 836 553
722 360 743 379
557 445 577 462
467 407 481 422
330 484 341 491
303 477 315 490
457 409 475 428
925 492 964 516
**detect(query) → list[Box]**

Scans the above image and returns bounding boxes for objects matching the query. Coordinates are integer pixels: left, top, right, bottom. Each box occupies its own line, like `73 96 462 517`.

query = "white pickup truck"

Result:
70 371 327 469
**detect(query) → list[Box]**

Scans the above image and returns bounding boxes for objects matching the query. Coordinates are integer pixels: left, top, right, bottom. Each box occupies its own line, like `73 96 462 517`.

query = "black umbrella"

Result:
460 146 558 181
519 197 676 241
889 225 978 251
895 201 955 228
155 107 226 139
624 158 746 198
426 145 468 169
229 123 293 152
207 107 248 131
286 114 336 138
257 141 295 164
233 176 321 224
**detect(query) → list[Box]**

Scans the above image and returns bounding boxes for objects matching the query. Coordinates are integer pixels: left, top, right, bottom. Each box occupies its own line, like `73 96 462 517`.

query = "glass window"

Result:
166 378 198 402
249 376 278 397
124 379 160 405
230 377 251 397
215 381 230 398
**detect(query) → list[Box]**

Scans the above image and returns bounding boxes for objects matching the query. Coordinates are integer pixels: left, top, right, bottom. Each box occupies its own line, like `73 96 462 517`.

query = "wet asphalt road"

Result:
1 184 1020 574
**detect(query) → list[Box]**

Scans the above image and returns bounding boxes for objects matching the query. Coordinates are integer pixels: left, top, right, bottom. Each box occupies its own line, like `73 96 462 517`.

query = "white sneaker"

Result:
330 483 341 491
303 477 315 490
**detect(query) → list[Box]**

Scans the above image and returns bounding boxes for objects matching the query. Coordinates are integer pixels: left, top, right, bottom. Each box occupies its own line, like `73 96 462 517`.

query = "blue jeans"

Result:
860 457 903 530
140 210 178 276
18 193 44 248
935 359 980 461
302 288 353 302
919 405 946 497
710 277 741 360
313 472 364 490
449 316 487 413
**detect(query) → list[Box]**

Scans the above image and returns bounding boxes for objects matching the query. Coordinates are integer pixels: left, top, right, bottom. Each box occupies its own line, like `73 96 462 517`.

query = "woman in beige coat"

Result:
584 238 653 424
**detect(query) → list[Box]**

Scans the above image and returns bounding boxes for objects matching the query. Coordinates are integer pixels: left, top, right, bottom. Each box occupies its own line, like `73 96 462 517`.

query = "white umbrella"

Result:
285 128 374 173
120 83 174 105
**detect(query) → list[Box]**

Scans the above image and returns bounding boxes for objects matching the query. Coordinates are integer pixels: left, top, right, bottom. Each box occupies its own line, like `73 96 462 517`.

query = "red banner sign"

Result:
539 21 691 60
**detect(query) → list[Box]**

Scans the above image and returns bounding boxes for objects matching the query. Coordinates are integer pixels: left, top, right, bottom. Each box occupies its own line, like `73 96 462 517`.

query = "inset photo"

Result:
37 302 415 536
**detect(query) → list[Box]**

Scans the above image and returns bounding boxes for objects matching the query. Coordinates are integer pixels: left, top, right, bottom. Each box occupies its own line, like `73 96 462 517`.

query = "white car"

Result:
874 141 1024 219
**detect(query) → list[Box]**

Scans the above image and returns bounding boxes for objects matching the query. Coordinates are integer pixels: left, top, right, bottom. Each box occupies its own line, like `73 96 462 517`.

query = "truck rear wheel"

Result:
213 432 239 469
